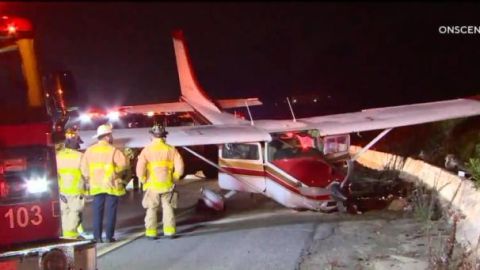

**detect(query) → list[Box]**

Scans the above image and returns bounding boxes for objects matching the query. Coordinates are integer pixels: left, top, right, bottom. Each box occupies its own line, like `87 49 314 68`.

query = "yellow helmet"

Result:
65 128 83 145
65 128 78 139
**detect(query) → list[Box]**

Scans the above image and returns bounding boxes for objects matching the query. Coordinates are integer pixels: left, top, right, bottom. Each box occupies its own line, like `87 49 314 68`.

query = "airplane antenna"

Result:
245 100 255 126
286 97 297 122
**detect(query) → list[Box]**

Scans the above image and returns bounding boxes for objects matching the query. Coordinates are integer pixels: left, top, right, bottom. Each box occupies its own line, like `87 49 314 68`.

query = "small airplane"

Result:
78 30 480 212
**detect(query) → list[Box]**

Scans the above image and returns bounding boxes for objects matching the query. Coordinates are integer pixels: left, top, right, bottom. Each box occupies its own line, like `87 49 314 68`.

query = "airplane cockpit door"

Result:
218 142 266 193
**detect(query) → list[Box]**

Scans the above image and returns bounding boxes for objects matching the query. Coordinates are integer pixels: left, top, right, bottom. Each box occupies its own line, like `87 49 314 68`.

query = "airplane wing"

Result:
298 96 480 136
78 124 272 150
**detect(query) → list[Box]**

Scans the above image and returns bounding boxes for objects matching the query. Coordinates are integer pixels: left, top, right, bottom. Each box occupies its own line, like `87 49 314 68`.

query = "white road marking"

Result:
97 208 195 257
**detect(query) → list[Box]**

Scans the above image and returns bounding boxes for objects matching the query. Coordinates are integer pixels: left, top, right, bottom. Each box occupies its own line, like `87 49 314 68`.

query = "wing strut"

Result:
286 97 297 122
245 100 254 126
351 128 393 162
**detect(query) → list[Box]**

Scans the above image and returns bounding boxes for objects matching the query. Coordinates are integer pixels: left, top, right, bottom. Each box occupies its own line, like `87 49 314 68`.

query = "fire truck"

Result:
0 16 96 269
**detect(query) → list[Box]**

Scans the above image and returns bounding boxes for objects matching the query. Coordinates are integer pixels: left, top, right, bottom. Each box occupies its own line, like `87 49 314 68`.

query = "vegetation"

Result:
350 117 480 268
466 144 480 189
411 184 437 225
406 178 479 269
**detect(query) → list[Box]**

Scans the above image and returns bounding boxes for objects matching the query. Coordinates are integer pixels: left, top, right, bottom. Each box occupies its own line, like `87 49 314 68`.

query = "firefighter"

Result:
56 128 85 239
80 124 128 243
136 124 184 240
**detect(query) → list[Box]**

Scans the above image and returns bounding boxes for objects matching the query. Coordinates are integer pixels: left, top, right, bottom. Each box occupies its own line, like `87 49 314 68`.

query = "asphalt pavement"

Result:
85 175 456 270
81 175 210 256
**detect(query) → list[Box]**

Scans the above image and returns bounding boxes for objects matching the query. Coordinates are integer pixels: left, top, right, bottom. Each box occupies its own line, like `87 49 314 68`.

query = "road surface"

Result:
80 176 460 270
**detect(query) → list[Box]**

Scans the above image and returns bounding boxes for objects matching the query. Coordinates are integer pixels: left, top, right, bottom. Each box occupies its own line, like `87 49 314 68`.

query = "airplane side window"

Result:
323 135 350 155
337 136 348 152
324 138 337 154
222 143 259 160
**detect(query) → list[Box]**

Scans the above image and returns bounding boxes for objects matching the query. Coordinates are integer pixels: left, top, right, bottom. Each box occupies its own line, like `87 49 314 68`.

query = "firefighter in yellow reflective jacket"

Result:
80 124 128 243
56 128 85 239
136 124 184 240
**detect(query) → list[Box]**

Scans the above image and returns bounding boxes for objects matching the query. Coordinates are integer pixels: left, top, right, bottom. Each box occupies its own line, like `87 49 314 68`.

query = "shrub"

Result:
467 157 480 189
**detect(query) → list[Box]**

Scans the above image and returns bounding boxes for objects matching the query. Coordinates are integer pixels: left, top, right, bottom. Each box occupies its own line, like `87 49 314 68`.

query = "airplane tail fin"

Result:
172 30 221 113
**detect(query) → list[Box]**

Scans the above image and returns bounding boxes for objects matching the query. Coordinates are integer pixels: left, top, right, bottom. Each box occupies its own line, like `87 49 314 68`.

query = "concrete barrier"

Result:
350 146 480 253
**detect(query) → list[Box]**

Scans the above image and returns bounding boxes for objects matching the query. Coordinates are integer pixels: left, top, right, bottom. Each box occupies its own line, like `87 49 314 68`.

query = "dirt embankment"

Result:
298 165 473 270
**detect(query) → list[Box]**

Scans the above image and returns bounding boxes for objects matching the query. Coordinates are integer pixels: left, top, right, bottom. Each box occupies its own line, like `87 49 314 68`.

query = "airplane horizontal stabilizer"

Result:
217 98 263 109
119 101 193 115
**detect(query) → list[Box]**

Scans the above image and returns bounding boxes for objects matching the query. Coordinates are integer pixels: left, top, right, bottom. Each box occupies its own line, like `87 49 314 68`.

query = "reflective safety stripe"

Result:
163 226 176 236
77 223 84 234
88 162 117 195
143 179 173 192
144 160 174 192
145 228 157 237
89 162 115 180
57 149 84 195
172 171 181 180
63 230 79 239
142 140 178 193
147 160 173 169
58 168 83 195
86 142 126 196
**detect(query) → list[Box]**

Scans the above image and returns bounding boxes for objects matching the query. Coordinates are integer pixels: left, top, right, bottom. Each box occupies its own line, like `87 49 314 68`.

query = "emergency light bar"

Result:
0 16 33 37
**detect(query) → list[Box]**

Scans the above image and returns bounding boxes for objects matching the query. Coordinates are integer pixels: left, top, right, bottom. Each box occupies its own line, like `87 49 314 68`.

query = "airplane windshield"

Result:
267 131 323 161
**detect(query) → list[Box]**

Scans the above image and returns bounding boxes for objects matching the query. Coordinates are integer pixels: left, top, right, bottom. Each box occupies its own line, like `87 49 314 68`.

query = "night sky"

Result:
4 2 480 118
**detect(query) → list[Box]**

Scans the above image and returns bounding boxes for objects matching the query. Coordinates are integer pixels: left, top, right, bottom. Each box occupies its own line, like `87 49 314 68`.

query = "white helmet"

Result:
93 124 113 139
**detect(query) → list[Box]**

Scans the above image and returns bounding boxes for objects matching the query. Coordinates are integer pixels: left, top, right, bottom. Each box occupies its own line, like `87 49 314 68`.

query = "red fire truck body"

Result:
0 16 96 270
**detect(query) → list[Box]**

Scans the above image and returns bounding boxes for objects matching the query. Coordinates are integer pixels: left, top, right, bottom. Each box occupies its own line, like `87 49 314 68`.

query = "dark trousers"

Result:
92 193 119 240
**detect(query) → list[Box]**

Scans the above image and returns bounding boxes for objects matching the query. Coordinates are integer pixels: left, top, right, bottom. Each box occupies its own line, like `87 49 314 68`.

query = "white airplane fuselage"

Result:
216 131 351 211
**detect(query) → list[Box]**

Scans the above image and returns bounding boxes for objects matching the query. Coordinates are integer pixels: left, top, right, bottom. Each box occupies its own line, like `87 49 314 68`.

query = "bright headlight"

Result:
107 111 120 122
79 113 92 123
26 177 49 193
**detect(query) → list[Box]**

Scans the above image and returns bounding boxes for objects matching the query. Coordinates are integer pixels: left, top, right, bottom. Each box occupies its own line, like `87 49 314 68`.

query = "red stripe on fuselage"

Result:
265 170 331 201
222 166 265 177
221 166 331 201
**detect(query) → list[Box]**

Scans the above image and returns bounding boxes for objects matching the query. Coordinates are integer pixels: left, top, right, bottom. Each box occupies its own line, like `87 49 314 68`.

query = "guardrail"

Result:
349 146 480 255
